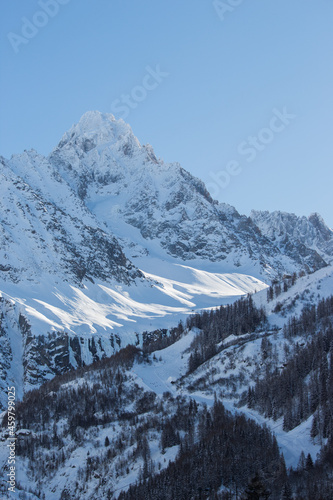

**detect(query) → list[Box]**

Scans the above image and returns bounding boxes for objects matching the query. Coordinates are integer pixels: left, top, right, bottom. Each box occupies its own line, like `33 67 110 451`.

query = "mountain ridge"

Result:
1 111 333 499
1 110 333 404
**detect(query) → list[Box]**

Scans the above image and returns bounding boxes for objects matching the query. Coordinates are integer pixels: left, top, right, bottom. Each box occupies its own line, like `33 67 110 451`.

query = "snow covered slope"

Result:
0 110 332 404
0 263 267 408
2 282 332 499
0 154 140 284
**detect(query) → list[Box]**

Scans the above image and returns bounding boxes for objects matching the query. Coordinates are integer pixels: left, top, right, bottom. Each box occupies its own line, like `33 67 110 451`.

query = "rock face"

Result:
250 210 333 268
0 295 126 409
1 110 332 403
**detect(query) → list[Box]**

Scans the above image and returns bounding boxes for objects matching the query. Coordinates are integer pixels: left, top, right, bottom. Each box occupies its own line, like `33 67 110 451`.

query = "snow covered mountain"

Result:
48 111 329 276
0 110 332 406
1 111 333 499
251 209 333 267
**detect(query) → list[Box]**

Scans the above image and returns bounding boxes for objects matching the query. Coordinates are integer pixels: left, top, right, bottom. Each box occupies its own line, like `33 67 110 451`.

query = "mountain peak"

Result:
55 110 139 153
308 212 325 226
77 110 116 129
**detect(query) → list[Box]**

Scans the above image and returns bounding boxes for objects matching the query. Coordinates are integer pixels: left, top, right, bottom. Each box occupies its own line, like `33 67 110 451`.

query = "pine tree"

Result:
305 453 314 470
283 404 293 432
267 286 274 302
297 450 306 470
311 413 319 440
277 454 287 482
243 472 270 499
247 387 255 408
280 482 292 500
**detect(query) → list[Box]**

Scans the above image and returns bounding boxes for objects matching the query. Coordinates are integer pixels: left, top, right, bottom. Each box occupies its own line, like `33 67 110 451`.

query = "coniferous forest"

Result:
2 295 333 498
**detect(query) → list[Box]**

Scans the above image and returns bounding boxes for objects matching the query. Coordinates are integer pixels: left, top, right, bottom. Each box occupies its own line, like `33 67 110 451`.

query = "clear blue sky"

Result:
1 0 333 227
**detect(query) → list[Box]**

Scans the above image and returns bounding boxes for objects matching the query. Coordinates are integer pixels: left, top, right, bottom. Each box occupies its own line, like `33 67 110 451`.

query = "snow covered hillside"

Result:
1 110 333 498
2 283 333 499
0 264 266 409
1 110 333 407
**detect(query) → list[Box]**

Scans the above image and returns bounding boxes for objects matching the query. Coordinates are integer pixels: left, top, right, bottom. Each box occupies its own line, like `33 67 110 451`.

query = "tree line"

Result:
187 295 267 373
